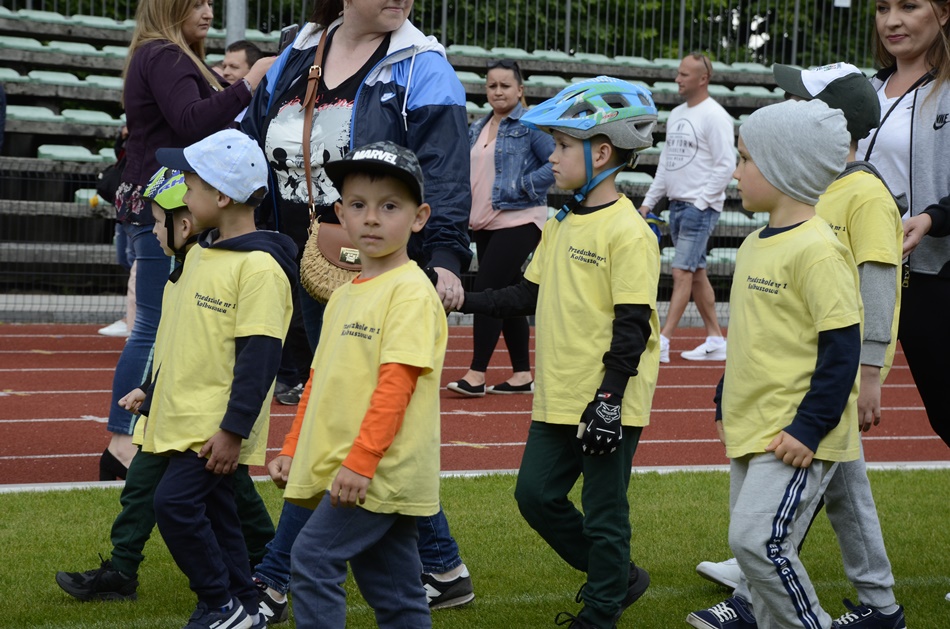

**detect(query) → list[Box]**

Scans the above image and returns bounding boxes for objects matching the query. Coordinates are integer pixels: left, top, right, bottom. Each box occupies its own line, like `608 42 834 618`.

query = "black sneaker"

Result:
575 562 650 622
422 565 475 610
275 384 303 406
55 556 138 601
183 598 249 629
255 580 290 625
831 599 906 629
554 611 597 628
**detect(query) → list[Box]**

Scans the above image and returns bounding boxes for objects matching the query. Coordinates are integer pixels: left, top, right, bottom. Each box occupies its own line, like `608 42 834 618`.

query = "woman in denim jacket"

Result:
447 60 555 397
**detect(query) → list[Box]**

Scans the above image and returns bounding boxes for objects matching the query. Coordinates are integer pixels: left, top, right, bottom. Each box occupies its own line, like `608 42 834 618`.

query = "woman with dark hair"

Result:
447 59 554 397
858 0 950 450
103 0 274 478
241 0 474 621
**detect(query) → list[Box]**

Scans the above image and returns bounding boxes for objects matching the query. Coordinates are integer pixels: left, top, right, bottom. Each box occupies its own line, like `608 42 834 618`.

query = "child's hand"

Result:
199 430 242 475
329 466 371 507
715 419 725 446
858 365 882 432
118 388 146 414
267 454 293 488
765 431 814 468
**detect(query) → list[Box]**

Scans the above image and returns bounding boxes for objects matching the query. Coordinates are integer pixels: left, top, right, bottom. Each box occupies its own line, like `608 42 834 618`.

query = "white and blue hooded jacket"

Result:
242 18 472 275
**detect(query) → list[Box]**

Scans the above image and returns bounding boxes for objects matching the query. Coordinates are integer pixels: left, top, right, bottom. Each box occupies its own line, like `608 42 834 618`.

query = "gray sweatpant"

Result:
734 443 896 613
729 454 837 629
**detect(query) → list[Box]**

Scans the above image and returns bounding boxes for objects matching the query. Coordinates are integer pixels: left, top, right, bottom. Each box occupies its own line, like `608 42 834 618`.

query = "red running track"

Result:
0 324 947 486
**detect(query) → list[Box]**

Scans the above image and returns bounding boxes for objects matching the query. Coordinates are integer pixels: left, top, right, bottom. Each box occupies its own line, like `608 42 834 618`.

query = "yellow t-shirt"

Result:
140 245 293 466
523 194 661 425
284 262 447 516
815 170 903 381
723 216 862 462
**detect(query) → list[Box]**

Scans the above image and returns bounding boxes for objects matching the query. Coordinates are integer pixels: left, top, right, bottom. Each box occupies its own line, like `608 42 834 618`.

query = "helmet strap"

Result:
555 139 624 222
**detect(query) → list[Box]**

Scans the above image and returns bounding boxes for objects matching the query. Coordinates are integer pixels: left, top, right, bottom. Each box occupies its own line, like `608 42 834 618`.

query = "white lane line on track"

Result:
4 435 945 462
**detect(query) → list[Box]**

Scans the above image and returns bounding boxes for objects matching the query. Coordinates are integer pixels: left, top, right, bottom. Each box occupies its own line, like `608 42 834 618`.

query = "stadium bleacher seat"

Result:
6 105 61 122
0 6 18 18
0 36 46 52
16 9 71 23
651 58 681 69
639 141 665 156
613 56 652 69
650 81 679 94
37 145 103 162
455 71 483 85
465 101 491 117
524 74 570 88
61 109 122 126
656 110 671 123
532 49 573 62
27 70 83 85
489 47 532 60
206 27 226 39
74 188 99 205
732 85 779 99
102 45 130 59
99 148 118 163
446 44 492 58
245 29 275 42
0 68 27 82
71 14 128 29
571 52 618 65
729 62 770 74
708 84 733 97
711 60 732 73
616 171 654 186
47 41 106 56
84 75 124 89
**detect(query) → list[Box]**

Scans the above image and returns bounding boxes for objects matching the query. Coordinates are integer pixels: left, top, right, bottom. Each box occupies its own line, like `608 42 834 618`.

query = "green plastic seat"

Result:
571 52 617 65
38 145 103 162
639 141 665 156
245 29 273 41
99 147 118 162
74 188 98 204
613 56 652 68
6 105 61 122
84 75 124 89
711 60 732 73
466 101 491 117
0 36 45 52
524 74 570 88
532 49 573 62
730 62 770 74
206 53 225 65
489 47 533 60
651 57 681 69
0 68 27 82
455 71 483 85
716 211 757 227
615 171 654 186
48 40 105 56
446 44 492 58
206 27 226 39
733 85 775 98
17 9 71 23
650 81 679 94
657 110 672 123
0 6 18 18
708 84 733 97
102 45 130 59
72 14 127 29
28 70 83 85
61 109 122 125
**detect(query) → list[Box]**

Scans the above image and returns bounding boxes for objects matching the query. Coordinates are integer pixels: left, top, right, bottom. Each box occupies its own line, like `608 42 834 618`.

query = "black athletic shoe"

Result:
422 566 475 610
554 611 598 628
55 556 138 601
255 580 289 625
575 562 650 623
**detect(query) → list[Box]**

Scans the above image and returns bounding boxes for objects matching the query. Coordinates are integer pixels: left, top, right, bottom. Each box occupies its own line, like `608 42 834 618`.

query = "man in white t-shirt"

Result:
639 53 736 363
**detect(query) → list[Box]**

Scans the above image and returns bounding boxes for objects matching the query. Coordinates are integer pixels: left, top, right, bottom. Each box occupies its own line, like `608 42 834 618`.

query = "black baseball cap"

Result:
773 62 881 141
324 141 425 204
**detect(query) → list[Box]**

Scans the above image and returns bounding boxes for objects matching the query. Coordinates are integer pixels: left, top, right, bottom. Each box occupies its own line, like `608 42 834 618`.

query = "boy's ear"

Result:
217 190 233 208
333 200 345 227
412 202 431 233
591 140 614 169
179 215 195 240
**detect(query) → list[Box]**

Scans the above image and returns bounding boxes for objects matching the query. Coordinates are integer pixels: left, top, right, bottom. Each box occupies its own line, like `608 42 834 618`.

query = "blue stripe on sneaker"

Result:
765 467 822 629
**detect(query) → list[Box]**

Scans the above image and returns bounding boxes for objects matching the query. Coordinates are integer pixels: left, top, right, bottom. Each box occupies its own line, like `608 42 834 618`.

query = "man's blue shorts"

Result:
668 200 720 272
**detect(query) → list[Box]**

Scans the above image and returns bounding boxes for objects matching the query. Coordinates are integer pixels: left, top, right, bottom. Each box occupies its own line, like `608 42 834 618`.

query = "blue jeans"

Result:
290 494 431 629
253 501 461 593
107 222 173 434
668 200 719 272
114 223 132 270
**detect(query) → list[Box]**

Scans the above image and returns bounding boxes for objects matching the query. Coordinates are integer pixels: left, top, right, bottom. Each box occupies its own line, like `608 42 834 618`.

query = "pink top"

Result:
469 123 548 232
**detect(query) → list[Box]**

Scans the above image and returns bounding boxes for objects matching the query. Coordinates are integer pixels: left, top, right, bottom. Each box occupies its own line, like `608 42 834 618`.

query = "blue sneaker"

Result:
183 598 251 629
686 596 757 629
831 599 906 629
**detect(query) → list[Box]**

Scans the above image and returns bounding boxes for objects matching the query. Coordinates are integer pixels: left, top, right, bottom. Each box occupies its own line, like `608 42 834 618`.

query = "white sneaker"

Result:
696 557 741 590
98 320 129 338
682 336 726 361
945 592 950 602
659 334 670 364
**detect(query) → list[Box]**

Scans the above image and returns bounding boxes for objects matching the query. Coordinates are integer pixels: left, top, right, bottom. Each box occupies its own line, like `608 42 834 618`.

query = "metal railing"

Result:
4 0 879 68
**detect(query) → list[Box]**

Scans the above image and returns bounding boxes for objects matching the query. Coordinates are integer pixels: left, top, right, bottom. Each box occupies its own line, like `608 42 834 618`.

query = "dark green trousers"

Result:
109 449 275 577
514 421 642 629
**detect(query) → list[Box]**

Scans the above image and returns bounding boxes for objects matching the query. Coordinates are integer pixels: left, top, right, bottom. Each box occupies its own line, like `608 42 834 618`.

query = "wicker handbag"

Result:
297 32 361 303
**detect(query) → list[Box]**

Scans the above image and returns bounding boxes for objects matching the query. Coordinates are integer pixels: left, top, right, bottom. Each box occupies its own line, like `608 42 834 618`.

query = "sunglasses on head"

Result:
691 53 712 77
488 59 520 71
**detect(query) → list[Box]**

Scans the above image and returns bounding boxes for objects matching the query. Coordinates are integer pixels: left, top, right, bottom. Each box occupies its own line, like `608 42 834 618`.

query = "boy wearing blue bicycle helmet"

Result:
456 76 661 629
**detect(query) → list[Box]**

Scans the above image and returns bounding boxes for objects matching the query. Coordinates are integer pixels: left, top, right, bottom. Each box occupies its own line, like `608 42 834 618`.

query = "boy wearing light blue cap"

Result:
142 129 298 629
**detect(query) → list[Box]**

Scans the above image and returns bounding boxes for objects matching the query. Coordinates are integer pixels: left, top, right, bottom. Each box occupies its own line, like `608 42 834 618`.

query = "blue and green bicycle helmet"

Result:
521 76 658 220
142 167 193 259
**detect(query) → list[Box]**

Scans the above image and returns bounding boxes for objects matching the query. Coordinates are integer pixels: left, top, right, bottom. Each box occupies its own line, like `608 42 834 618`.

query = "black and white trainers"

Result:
55 556 138 601
831 599 906 629
275 383 303 406
183 598 250 629
422 565 475 610
255 580 289 625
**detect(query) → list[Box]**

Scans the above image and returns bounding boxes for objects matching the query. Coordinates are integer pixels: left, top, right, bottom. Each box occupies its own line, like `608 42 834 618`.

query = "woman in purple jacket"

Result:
101 0 274 478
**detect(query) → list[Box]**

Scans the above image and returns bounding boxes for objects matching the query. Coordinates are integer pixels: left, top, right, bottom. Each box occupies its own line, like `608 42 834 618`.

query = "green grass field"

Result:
3 469 948 628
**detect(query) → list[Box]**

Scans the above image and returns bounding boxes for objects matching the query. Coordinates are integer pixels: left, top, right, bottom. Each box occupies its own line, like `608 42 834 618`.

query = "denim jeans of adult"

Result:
253 501 461 593
107 222 173 434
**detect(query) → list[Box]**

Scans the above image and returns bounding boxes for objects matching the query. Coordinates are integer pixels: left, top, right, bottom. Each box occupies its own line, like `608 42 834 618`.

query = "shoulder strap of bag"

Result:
301 31 329 232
